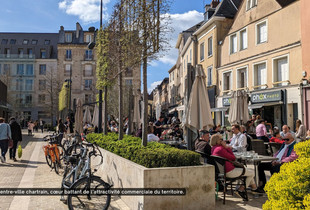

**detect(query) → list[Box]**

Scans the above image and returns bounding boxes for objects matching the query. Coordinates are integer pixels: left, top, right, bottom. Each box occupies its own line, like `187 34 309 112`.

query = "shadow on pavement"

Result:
19 160 46 165
0 163 38 168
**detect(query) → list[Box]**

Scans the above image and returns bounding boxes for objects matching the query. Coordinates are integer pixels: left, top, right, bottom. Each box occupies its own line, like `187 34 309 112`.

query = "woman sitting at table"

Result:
210 134 262 200
269 131 284 144
147 125 159 142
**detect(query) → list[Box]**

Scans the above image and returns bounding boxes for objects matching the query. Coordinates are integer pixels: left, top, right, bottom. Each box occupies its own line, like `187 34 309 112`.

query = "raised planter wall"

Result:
94 148 215 210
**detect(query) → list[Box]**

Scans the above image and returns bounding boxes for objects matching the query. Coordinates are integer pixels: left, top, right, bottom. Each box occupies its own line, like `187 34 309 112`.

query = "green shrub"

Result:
87 133 201 168
263 140 310 209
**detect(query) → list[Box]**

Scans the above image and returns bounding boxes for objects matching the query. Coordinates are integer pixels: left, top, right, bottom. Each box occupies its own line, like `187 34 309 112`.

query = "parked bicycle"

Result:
42 134 64 174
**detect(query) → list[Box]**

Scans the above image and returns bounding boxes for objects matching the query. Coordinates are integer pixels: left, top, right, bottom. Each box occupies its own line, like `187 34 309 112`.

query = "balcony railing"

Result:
272 80 290 87
84 55 93 61
65 55 72 61
252 84 268 90
0 54 35 59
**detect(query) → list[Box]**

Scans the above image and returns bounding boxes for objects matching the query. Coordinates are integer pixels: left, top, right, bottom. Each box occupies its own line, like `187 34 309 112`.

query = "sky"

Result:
0 0 210 93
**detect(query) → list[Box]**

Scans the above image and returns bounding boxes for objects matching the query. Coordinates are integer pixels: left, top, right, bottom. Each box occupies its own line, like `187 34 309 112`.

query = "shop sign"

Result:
251 90 282 104
223 97 231 106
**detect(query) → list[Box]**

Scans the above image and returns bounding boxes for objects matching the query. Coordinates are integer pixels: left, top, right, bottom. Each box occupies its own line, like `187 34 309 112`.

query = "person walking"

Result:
9 117 22 161
65 117 73 140
0 118 11 163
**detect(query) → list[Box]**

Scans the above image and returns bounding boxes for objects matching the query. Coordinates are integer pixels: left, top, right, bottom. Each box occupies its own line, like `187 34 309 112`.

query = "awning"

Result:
169 105 185 113
211 107 228 112
249 101 283 109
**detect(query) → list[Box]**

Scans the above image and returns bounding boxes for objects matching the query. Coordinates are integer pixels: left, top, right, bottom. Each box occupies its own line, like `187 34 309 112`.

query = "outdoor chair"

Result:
251 139 268 156
269 142 282 156
210 155 248 204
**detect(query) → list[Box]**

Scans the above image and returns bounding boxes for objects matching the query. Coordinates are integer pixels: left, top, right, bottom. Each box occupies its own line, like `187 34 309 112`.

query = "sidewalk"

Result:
0 130 130 210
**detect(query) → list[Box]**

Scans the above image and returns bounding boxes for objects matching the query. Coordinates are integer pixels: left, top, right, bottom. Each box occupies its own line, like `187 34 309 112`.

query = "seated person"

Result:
280 125 296 139
195 130 211 156
240 125 252 151
210 134 262 200
227 124 247 152
110 122 118 133
269 131 284 144
258 133 298 191
147 125 159 142
170 125 183 140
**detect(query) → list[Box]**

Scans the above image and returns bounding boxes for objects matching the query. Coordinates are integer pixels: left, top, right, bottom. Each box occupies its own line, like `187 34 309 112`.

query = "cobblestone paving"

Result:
0 131 129 210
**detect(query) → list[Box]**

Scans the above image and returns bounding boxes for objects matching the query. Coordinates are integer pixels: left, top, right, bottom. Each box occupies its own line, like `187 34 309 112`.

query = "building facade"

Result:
0 32 58 125
217 0 302 129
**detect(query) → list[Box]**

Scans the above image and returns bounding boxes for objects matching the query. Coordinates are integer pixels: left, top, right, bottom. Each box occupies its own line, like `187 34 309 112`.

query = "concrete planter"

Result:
94 147 215 210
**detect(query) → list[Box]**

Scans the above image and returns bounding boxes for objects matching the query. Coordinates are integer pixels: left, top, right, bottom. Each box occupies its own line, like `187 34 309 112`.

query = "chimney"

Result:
60 26 64 31
211 0 220 8
76 22 82 39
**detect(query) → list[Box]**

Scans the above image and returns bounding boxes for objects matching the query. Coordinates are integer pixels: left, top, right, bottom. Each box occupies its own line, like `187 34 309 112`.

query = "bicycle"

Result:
42 134 64 174
64 142 112 210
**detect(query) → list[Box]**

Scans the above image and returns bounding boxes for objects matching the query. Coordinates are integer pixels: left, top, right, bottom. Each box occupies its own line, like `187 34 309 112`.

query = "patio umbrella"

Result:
228 90 249 125
91 104 99 127
83 106 92 124
184 65 213 133
155 104 161 120
74 98 83 134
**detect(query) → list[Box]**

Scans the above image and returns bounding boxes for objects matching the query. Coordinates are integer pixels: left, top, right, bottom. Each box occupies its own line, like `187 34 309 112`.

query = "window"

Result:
17 64 24 75
39 80 46 90
65 33 72 42
31 40 38 45
5 48 10 58
207 66 212 86
223 71 232 93
237 67 247 88
1 39 8 44
183 59 186 72
16 79 23 91
4 64 10 75
253 62 267 89
200 42 205 61
125 68 133 77
208 37 213 57
230 34 237 54
85 94 91 104
10 39 16 44
84 65 93 76
85 50 92 60
65 64 71 75
18 48 24 58
38 95 46 104
44 40 50 45
125 79 133 86
246 0 257 10
66 49 72 60
273 56 289 86
84 79 92 90
25 80 33 91
40 49 46 58
23 39 29 45
26 64 33 75
27 49 33 58
39 64 46 75
85 34 92 43
25 94 32 104
257 21 267 44
240 29 247 50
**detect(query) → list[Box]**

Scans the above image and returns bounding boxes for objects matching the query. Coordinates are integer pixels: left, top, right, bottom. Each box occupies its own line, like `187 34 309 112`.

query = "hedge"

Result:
87 133 201 168
263 140 310 209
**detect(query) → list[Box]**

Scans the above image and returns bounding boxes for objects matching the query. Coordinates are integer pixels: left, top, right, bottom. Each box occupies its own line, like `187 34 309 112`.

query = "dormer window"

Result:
65 33 72 42
246 0 257 11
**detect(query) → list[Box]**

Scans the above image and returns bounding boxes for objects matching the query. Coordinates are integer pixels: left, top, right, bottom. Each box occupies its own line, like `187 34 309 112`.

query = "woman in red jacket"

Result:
210 134 262 200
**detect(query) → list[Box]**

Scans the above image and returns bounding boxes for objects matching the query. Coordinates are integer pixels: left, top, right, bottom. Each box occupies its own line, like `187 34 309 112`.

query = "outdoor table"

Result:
234 153 278 185
159 140 187 148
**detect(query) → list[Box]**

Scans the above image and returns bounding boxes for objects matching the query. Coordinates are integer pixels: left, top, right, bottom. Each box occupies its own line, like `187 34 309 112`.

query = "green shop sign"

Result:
223 97 232 106
251 90 282 104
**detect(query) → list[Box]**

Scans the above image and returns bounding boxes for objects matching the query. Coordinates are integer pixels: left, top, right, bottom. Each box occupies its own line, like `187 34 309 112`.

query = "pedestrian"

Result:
39 119 45 133
27 121 34 136
9 117 22 162
57 119 66 145
64 117 73 140
0 117 11 163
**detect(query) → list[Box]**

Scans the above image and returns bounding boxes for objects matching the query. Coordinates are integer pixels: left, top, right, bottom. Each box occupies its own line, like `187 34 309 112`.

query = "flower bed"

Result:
87 133 201 168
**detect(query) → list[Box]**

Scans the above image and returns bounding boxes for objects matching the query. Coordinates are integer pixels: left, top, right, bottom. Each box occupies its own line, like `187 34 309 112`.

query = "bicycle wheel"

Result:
67 176 111 210
52 150 62 175
45 153 52 168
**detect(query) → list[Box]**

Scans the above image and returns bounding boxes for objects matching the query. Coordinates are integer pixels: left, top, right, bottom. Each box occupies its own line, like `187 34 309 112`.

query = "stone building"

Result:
0 32 58 125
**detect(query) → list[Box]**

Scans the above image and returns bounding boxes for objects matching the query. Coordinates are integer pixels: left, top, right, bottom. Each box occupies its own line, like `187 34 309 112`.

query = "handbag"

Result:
7 124 13 149
18 145 22 158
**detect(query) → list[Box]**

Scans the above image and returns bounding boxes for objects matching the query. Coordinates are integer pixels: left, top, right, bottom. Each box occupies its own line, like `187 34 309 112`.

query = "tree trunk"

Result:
118 0 124 140
103 86 108 135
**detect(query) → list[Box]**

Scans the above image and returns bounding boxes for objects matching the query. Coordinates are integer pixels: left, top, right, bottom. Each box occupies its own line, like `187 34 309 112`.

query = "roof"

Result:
214 0 241 18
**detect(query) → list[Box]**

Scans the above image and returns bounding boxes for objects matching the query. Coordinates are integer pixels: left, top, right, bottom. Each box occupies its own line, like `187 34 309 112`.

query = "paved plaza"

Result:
0 130 269 210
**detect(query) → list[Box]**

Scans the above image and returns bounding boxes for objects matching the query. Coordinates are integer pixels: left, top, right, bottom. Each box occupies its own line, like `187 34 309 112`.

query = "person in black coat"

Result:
9 117 22 161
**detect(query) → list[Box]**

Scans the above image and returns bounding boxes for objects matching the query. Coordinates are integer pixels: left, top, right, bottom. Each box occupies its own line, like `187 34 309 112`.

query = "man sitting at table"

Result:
257 133 298 191
170 124 183 140
227 124 247 152
195 130 211 156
